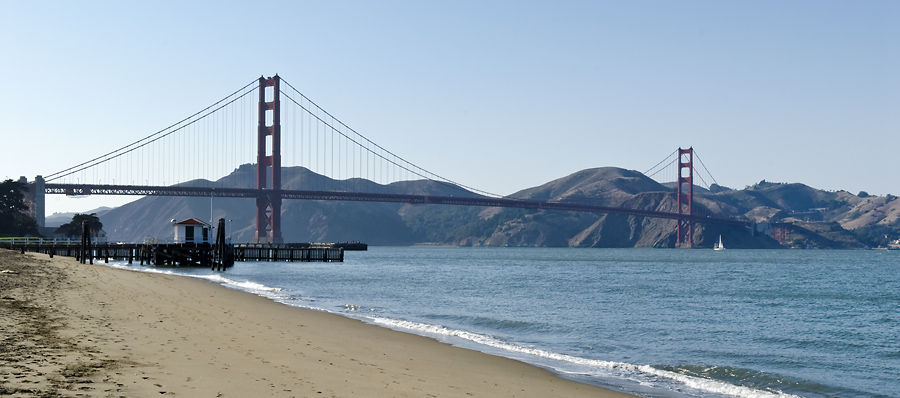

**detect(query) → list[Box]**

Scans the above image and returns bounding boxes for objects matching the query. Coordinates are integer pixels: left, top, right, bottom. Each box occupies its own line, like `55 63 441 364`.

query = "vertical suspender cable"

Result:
293 91 297 171
328 111 337 181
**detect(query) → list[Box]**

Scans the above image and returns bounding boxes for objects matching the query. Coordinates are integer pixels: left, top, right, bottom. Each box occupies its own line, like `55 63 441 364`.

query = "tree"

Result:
59 213 103 238
0 179 39 237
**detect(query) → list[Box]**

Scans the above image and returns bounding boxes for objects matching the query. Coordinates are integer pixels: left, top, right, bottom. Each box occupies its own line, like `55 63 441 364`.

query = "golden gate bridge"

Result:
25 75 749 248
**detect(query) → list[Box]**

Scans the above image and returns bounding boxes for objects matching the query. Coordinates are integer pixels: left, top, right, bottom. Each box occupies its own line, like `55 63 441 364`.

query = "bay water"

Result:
107 247 899 398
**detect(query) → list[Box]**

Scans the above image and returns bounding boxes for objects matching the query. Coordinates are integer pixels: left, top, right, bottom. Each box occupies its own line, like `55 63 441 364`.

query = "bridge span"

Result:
29 75 749 248
41 182 751 227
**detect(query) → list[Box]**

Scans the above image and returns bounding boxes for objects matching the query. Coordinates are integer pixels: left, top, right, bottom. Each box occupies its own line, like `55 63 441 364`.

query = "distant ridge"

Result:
45 206 114 228
96 165 899 249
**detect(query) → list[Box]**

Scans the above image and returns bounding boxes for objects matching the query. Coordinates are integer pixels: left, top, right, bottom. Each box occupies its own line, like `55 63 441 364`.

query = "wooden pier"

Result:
233 244 344 262
4 218 350 270
7 241 344 270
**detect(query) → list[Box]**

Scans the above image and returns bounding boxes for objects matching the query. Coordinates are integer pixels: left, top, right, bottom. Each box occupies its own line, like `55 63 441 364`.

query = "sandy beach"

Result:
0 249 635 397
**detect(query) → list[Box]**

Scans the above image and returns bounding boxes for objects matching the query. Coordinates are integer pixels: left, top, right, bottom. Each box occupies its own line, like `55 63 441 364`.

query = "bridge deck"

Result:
42 183 751 227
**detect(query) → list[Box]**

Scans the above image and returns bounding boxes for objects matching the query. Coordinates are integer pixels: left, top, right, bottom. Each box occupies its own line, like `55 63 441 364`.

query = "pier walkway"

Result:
3 238 346 270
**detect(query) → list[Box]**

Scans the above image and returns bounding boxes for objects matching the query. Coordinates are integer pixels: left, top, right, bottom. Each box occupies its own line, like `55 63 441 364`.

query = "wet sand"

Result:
0 249 636 397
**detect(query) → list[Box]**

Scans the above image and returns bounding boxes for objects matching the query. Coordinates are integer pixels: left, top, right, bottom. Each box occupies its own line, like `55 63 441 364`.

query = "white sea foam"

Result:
194 273 282 293
632 365 802 398
103 262 283 298
104 262 179 276
370 317 801 398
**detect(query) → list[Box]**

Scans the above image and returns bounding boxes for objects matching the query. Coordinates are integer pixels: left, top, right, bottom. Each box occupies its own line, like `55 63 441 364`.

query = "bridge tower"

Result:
255 75 282 243
676 147 693 248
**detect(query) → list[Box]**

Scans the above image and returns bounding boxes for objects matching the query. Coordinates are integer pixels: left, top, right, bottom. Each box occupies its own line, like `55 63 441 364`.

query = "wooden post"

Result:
85 221 93 265
213 218 227 271
80 221 87 264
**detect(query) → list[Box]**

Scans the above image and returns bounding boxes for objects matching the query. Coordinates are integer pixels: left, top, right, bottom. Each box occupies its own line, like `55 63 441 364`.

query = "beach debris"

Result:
1 269 19 274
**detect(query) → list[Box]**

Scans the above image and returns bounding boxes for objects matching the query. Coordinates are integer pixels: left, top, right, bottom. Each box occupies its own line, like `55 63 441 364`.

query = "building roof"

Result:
174 218 211 226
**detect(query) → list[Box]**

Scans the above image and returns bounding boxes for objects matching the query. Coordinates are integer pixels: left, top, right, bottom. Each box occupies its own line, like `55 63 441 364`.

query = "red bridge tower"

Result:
255 75 282 243
676 147 693 248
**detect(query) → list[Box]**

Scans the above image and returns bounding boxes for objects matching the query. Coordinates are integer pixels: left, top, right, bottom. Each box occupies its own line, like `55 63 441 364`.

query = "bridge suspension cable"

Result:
42 73 745 227
37 74 752 245
279 78 502 198
44 79 259 184
692 150 741 212
643 148 678 180
44 73 514 204
643 148 742 220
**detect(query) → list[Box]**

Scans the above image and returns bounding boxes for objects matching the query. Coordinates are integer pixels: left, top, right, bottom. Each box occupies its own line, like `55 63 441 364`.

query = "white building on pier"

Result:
172 218 211 244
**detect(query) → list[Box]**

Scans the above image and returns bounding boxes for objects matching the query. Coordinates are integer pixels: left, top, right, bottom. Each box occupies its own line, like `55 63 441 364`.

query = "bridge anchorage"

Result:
24 74 749 248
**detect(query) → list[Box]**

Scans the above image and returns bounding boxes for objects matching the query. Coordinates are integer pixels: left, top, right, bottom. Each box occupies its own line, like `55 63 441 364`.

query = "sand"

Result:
0 249 636 397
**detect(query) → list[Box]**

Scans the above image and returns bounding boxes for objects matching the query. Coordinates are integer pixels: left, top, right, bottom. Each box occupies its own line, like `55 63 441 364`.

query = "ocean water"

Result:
106 247 899 398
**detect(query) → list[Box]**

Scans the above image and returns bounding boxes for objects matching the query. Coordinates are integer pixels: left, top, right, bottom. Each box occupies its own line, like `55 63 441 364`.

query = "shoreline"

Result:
0 249 636 397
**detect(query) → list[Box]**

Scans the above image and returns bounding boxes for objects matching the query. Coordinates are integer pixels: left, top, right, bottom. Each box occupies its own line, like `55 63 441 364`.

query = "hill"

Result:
98 165 899 248
45 207 113 228
718 181 900 248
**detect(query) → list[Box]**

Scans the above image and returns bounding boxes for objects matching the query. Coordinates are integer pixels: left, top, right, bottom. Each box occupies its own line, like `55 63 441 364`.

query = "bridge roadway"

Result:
45 183 750 227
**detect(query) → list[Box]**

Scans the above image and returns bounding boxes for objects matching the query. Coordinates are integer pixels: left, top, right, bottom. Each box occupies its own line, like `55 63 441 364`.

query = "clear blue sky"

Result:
1 1 898 216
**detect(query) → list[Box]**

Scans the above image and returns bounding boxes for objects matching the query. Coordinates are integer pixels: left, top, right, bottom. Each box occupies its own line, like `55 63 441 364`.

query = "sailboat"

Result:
714 235 725 251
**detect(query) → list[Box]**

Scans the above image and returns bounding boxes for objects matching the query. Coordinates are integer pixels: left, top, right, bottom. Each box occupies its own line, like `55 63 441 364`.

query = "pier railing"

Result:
1 237 86 247
5 240 345 269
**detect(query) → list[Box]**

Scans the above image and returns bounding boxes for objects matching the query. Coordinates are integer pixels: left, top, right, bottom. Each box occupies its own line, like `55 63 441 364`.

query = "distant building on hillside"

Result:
172 218 211 244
